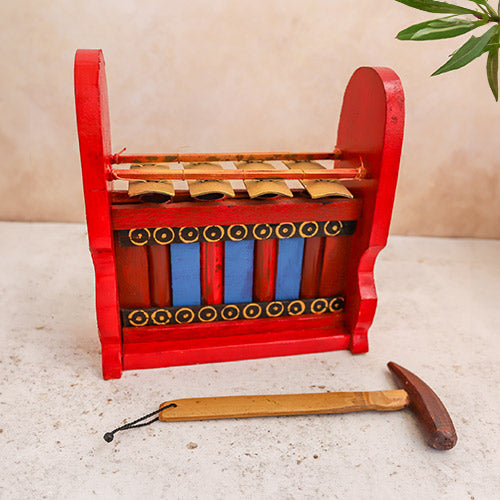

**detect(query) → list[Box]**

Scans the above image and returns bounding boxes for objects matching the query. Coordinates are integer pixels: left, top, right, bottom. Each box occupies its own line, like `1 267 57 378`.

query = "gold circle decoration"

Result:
311 298 328 314
221 304 240 321
266 301 284 317
276 222 296 239
179 226 199 243
329 297 345 312
252 223 273 240
128 309 149 327
198 306 218 322
228 224 248 241
243 303 262 319
287 300 305 316
175 307 195 324
324 220 343 237
151 309 172 325
153 227 175 245
203 225 224 242
129 228 151 246
299 221 319 238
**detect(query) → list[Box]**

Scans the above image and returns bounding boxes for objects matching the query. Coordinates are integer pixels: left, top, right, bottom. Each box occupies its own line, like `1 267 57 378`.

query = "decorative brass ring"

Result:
153 227 175 245
329 297 345 312
243 303 262 319
203 225 224 243
221 304 240 321
311 298 328 314
151 309 172 325
298 221 319 238
276 222 296 239
266 301 284 317
175 307 195 324
252 223 273 240
179 226 199 243
129 228 151 246
198 306 218 322
228 224 248 241
323 220 343 237
287 300 305 316
128 309 149 326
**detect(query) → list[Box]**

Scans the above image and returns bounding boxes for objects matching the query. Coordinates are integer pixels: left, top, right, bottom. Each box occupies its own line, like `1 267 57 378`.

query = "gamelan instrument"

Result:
103 362 457 450
75 50 404 379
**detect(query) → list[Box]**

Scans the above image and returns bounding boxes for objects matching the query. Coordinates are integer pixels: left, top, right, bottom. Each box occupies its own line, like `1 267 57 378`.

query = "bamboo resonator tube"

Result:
112 167 363 181
110 149 364 181
111 150 342 164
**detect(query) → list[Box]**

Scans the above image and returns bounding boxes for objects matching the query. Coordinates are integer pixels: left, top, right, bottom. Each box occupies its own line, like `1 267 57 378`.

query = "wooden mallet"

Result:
104 362 457 450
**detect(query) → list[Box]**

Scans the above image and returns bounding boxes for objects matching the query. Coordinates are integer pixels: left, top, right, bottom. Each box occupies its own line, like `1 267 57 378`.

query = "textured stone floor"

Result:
1 222 499 499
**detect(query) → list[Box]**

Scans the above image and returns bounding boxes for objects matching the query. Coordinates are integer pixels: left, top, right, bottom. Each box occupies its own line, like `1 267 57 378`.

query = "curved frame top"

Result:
75 49 122 379
336 67 405 353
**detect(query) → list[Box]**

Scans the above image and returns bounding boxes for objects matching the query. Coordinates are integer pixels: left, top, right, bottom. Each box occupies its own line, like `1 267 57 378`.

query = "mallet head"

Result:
388 362 457 450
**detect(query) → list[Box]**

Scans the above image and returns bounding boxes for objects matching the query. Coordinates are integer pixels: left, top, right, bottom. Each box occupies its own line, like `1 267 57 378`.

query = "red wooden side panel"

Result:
75 49 122 379
201 242 224 304
148 245 172 307
318 236 352 297
253 239 278 302
335 67 404 353
300 237 324 299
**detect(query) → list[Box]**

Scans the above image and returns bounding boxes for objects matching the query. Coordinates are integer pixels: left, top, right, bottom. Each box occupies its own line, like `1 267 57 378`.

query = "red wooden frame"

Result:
75 50 404 379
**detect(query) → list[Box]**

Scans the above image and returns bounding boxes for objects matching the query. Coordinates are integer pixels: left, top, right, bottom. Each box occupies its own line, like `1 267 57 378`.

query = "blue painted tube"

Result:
275 238 305 300
170 242 201 306
224 240 254 303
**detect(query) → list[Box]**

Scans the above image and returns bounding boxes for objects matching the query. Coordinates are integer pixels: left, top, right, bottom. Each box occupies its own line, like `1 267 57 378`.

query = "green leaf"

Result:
468 1 498 18
432 25 498 75
397 17 484 40
487 48 499 100
486 26 499 100
395 0 481 16
482 41 500 52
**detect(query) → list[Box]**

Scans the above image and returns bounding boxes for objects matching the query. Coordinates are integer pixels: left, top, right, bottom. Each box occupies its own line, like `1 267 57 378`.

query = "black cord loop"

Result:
103 403 177 442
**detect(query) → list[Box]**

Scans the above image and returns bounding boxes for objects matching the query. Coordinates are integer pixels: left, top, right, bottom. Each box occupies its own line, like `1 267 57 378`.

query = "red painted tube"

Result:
300 237 325 299
253 239 278 302
115 245 151 308
201 242 224 304
318 236 352 297
147 245 172 307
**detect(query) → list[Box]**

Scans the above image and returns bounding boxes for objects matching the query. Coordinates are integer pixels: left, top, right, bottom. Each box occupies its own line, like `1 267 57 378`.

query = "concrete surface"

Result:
1 222 499 499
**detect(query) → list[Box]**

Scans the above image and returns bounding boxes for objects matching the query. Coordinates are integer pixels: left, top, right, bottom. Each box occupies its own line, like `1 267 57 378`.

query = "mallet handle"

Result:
158 390 409 421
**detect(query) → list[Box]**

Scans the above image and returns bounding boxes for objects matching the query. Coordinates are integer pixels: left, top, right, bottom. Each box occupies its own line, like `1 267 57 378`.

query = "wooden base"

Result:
123 326 351 372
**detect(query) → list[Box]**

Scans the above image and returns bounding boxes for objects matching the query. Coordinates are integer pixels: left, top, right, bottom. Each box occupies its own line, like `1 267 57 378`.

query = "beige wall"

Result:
1 0 499 237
